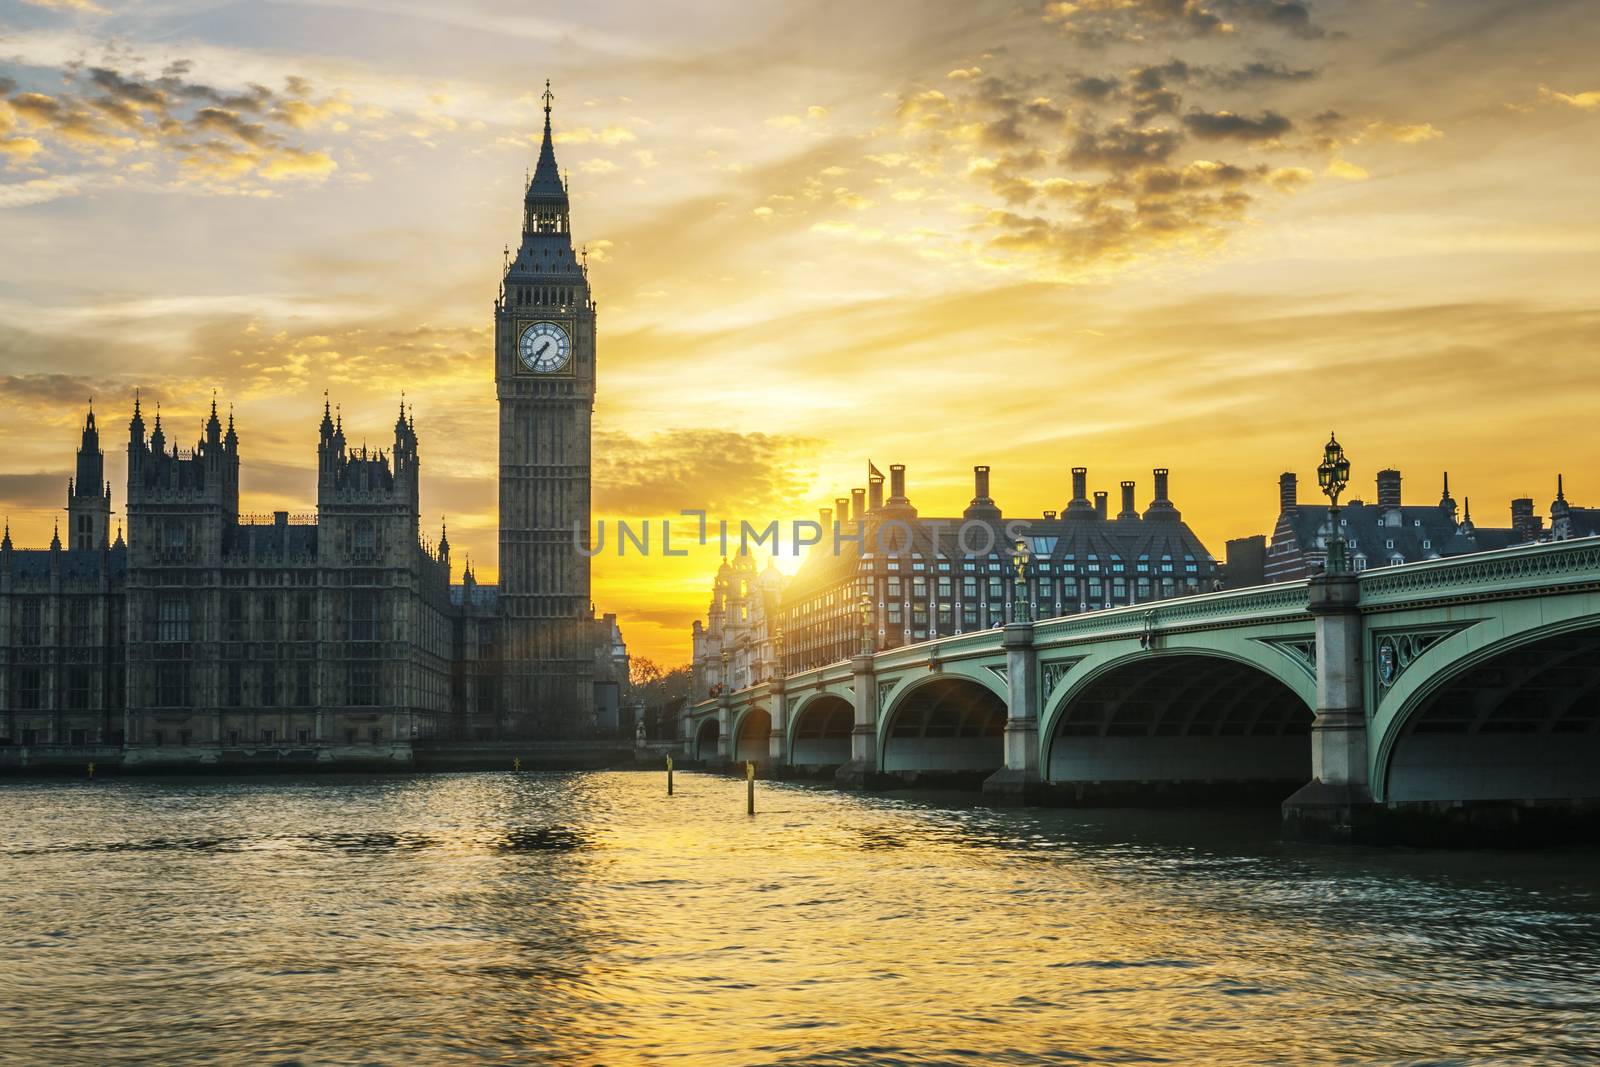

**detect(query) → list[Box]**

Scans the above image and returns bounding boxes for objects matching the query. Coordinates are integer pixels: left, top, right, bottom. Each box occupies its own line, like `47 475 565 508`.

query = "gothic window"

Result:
226 663 243 707
295 664 313 707
225 593 246 641
347 590 378 642
17 599 41 646
261 663 278 707
11 668 41 710
156 663 189 708
67 668 90 710
157 596 190 643
69 599 90 645
349 662 379 706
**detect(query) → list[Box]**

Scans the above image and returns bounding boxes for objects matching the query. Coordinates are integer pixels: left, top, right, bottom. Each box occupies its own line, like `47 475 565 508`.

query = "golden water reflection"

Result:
1 771 1597 1065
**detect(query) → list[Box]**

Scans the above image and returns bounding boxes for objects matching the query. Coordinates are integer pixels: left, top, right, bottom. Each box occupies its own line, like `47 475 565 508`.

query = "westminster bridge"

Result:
683 537 1600 844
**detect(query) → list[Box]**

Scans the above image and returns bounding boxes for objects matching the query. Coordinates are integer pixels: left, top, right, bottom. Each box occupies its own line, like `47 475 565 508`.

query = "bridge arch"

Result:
730 706 771 764
878 673 1006 776
1042 649 1313 796
1374 617 1600 803
788 693 852 767
693 717 720 762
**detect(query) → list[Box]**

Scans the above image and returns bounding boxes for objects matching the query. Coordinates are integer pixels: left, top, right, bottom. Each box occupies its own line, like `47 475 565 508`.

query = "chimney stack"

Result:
1093 491 1108 520
868 475 884 512
835 497 850 525
1510 498 1537 541
1066 467 1094 516
1043 509 1058 521
1376 469 1401 509
888 464 907 503
852 487 866 521
1118 480 1138 520
819 507 832 529
1144 467 1180 521
964 464 1002 521
1279 472 1298 511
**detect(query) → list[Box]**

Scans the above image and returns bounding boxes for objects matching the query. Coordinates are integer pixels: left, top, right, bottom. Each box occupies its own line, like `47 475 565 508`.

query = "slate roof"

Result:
2 546 128 583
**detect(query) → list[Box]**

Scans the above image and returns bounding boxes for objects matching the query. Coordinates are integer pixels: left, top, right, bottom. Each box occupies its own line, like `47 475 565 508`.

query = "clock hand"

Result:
535 341 551 357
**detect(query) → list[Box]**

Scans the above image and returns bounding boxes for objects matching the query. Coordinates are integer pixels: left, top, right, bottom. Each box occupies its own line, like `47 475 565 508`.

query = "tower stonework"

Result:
67 404 111 552
495 84 596 734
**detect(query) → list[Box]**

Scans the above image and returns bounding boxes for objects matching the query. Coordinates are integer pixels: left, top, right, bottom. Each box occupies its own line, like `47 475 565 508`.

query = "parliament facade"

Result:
0 89 625 762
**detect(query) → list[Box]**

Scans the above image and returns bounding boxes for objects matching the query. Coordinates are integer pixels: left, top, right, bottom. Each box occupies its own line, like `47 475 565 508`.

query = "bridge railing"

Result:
1357 535 1600 608
1034 579 1312 643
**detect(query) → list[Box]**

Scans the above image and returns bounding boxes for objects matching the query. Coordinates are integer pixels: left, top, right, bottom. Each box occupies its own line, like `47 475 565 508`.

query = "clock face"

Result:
518 321 571 373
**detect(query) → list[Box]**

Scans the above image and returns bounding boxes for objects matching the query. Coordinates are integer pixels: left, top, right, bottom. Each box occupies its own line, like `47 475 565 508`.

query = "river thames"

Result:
1 771 1596 1065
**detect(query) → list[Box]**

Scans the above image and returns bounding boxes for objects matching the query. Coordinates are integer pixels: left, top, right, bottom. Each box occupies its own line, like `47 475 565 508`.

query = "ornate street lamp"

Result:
1317 431 1352 574
1011 537 1030 623
859 587 875 656
718 648 730 697
773 621 785 679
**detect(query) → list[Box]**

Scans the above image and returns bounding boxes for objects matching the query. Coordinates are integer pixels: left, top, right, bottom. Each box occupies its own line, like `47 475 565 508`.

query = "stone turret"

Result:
67 402 111 551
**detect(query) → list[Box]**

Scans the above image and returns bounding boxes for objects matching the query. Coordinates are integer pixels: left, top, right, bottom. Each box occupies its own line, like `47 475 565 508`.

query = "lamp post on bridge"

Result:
1317 432 1352 575
769 622 788 766
837 584 881 790
1011 537 1031 624
1284 430 1375 842
716 648 731 764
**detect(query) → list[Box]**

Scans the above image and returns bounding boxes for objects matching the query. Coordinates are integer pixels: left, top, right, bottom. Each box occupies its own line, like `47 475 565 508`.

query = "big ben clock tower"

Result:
495 82 596 734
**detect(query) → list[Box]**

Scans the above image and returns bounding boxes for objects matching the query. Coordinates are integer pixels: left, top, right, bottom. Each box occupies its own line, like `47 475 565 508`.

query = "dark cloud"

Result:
0 473 65 512
1220 0 1323 39
1044 0 1324 45
1069 75 1120 102
0 374 102 408
1181 108 1292 140
1064 123 1185 171
191 106 276 146
593 428 819 515
0 76 16 96
1213 61 1318 87
87 67 167 108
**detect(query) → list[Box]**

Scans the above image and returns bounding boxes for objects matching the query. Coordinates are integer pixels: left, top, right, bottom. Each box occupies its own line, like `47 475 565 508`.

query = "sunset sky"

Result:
2 0 1598 664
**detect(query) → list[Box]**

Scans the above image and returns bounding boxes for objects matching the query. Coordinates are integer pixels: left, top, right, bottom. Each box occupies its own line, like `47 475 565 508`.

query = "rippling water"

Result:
2 772 1597 1065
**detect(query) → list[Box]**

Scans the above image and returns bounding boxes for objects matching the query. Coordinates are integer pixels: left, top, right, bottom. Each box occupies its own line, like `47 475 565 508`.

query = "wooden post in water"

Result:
87 762 95 780
667 754 674 796
746 760 755 815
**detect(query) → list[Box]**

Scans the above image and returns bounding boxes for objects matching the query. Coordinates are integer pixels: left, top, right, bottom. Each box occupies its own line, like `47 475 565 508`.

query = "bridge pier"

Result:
836 652 884 790
768 677 788 766
714 697 731 769
1283 573 1379 842
983 622 1041 805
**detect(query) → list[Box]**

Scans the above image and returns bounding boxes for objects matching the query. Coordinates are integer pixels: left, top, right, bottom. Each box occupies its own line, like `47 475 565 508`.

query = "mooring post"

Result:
87 762 95 780
513 756 522 773
746 760 755 815
667 754 674 796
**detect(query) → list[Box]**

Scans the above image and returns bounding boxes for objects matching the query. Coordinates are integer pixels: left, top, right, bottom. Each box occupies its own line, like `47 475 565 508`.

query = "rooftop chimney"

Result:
1144 467 1180 521
1118 480 1138 520
888 464 907 503
868 475 884 512
1280 472 1297 511
1043 509 1058 521
881 463 917 517
1093 491 1108 520
1066 467 1094 516
835 496 850 525
1510 498 1538 542
819 507 832 529
851 487 866 522
964 464 1002 521
1376 469 1401 509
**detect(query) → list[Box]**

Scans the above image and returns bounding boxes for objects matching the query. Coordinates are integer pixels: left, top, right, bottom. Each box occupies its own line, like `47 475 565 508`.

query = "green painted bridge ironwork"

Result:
684 537 1600 844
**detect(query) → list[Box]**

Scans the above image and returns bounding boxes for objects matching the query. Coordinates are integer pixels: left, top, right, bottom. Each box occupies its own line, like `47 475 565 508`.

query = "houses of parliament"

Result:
0 89 628 763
